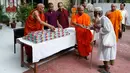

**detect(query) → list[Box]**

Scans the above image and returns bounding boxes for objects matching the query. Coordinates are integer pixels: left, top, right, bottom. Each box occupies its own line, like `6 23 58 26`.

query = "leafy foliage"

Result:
0 5 3 22
16 4 33 25
0 5 9 25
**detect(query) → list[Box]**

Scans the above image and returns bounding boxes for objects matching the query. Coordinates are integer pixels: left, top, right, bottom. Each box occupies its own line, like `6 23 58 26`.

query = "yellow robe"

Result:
106 10 122 42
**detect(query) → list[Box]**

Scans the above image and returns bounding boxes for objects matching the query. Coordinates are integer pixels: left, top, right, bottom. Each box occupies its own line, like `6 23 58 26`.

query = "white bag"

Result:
102 33 114 47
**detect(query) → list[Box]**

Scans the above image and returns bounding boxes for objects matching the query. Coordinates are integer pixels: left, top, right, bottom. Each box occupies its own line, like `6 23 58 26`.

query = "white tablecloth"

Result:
17 28 76 63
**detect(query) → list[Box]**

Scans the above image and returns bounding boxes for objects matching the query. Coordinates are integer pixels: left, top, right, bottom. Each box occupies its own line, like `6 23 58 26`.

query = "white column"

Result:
75 0 77 7
89 0 91 3
96 0 99 3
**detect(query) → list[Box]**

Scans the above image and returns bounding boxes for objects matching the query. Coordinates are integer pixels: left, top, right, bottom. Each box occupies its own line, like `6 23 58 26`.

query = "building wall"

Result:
49 0 70 10
0 0 21 12
94 3 130 26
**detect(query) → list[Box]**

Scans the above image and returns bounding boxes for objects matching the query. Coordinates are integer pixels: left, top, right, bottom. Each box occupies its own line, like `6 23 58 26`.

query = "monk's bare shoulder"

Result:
32 10 39 18
105 10 111 16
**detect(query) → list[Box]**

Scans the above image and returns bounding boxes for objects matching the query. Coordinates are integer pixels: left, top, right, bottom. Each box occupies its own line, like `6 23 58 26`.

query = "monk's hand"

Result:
72 22 78 26
49 25 55 31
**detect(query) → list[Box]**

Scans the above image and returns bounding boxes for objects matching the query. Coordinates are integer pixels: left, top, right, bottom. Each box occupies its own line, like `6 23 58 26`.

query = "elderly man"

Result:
106 4 122 41
24 3 55 63
72 6 93 60
94 7 116 73
57 2 69 28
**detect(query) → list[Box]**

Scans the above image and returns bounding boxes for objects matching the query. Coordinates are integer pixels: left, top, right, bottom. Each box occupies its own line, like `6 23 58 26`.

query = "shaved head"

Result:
37 3 44 12
77 6 84 15
111 3 116 7
111 3 117 11
77 5 84 10
37 3 44 8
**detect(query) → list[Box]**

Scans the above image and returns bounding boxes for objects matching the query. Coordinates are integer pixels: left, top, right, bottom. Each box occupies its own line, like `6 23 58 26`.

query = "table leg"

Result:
34 63 38 73
21 44 24 67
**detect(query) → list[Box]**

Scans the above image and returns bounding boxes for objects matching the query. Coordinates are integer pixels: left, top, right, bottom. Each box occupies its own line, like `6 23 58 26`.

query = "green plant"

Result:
0 5 9 26
0 5 4 22
16 4 33 26
64 0 71 15
1 14 9 23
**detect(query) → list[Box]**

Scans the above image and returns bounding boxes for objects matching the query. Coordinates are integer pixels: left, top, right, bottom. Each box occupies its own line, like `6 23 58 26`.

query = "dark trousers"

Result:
122 24 126 32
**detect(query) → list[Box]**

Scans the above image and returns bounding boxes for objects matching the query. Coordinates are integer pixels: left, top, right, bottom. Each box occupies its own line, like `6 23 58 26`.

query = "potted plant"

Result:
0 5 10 26
10 18 16 28
1 14 10 26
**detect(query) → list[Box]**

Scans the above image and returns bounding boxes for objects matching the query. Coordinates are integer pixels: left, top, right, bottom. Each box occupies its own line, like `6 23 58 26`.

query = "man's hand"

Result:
49 25 55 31
90 40 95 46
105 45 112 48
58 24 63 28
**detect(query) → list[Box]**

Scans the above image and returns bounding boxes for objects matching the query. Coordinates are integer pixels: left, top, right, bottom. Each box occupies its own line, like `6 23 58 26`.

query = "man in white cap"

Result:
93 7 117 73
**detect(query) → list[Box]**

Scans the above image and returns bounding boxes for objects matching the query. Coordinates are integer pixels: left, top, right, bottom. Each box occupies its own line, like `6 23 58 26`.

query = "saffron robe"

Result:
71 7 77 26
24 9 45 58
72 13 93 56
106 10 122 42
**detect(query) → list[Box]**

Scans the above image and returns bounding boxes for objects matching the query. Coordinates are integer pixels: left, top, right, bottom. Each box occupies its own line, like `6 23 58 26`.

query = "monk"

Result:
57 2 69 28
106 4 122 42
71 5 77 18
72 6 93 59
24 3 55 63
70 5 77 26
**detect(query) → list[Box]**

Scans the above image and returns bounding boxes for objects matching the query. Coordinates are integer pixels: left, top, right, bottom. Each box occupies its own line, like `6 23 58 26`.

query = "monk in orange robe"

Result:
106 4 122 42
72 6 93 59
24 3 55 63
70 5 77 27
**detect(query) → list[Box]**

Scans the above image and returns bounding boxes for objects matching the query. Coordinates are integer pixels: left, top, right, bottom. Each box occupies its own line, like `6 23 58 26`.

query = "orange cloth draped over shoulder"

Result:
70 8 77 26
24 9 45 58
106 10 122 42
72 13 93 57
71 8 77 17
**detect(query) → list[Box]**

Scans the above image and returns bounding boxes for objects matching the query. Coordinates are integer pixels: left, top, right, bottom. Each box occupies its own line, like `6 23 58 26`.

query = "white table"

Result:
17 27 76 73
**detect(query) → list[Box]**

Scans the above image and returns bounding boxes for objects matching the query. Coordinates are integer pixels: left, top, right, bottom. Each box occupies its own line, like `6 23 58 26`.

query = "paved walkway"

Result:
0 24 130 73
24 29 130 73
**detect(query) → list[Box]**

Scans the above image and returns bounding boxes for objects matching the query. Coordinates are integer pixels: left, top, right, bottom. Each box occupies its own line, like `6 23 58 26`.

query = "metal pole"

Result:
31 0 33 8
0 0 1 5
5 0 6 11
90 31 95 69
42 0 44 3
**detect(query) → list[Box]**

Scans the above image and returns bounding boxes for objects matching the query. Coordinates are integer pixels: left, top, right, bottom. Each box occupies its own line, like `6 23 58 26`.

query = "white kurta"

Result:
98 16 117 61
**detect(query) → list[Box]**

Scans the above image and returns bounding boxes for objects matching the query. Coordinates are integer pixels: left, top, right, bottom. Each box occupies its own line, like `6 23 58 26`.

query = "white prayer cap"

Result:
87 3 94 11
94 7 102 12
